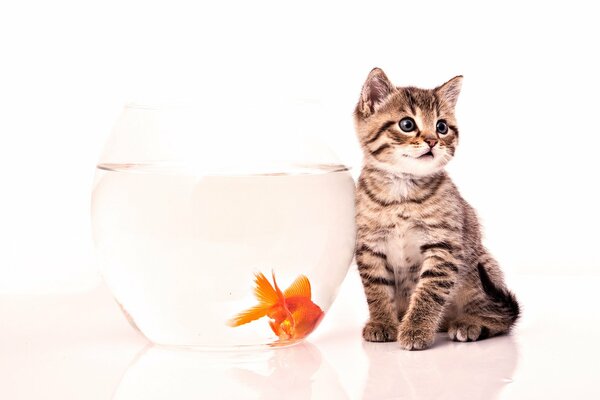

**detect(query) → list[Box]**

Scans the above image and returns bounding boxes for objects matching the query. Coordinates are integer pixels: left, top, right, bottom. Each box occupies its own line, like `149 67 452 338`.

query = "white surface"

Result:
1 1 600 295
2 269 598 399
1 2 598 397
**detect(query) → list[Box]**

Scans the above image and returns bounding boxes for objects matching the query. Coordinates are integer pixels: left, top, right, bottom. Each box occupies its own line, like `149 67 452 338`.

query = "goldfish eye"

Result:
436 120 449 135
399 117 416 132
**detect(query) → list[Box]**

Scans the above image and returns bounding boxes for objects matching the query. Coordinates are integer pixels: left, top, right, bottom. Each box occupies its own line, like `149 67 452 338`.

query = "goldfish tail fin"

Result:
227 304 270 327
254 272 280 305
284 274 312 299
228 272 279 328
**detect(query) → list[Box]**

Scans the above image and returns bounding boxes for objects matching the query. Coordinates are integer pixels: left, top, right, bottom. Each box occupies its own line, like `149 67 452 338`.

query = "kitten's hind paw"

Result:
448 320 490 342
363 321 398 342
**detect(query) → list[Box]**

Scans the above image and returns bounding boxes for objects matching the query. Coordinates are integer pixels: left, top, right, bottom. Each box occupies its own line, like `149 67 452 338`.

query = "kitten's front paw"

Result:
397 324 436 350
363 320 398 342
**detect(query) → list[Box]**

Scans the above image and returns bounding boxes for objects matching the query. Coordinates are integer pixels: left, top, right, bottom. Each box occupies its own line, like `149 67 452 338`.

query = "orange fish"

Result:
228 272 324 340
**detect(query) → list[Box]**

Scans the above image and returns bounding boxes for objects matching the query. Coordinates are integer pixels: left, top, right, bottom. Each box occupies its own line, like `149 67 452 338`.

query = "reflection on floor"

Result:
1 271 599 399
361 336 517 399
113 342 347 399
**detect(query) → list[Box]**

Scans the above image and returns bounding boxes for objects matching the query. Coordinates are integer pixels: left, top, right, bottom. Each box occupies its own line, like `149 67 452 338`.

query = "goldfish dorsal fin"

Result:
284 275 312 299
227 304 269 327
253 272 279 306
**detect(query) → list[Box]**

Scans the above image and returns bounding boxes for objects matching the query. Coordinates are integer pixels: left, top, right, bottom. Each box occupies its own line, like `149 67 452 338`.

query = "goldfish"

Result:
228 272 324 340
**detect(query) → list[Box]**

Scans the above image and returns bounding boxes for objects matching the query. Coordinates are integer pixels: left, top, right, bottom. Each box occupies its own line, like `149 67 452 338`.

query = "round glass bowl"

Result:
91 102 356 349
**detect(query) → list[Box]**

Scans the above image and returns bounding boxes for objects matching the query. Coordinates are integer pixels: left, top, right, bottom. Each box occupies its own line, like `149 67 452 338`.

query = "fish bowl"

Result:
91 100 356 349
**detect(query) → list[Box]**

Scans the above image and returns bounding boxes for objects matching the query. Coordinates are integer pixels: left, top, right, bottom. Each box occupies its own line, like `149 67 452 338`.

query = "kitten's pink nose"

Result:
425 139 438 148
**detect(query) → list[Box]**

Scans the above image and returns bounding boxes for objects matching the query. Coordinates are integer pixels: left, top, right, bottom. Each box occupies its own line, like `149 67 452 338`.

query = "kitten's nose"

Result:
425 139 438 148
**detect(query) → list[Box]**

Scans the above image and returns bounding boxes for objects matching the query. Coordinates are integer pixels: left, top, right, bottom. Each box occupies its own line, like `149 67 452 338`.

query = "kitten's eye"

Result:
436 120 449 135
399 117 416 132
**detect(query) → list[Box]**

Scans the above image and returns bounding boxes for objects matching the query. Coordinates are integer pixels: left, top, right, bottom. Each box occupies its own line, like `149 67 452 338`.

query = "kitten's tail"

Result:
477 263 520 326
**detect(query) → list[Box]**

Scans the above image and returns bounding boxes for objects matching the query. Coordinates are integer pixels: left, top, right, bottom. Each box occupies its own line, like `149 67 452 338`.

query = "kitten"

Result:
354 68 519 350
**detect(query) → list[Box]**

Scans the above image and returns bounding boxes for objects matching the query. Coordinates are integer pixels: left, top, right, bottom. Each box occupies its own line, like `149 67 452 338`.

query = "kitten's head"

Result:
354 68 463 177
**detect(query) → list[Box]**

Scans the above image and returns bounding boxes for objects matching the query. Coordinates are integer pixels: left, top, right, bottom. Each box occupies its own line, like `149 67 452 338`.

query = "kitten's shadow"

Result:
361 334 519 400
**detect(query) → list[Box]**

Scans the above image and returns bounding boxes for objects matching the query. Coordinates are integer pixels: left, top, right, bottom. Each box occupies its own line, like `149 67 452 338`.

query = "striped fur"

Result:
354 68 519 350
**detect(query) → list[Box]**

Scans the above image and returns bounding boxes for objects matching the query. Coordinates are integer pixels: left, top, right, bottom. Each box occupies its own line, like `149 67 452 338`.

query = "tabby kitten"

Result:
354 68 519 350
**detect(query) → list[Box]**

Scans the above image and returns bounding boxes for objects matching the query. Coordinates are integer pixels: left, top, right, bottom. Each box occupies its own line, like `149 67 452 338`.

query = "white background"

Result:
1 0 598 294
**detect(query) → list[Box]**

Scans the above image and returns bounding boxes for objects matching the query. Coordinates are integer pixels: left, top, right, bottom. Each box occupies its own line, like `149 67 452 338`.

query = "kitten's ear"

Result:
357 68 395 118
436 75 463 109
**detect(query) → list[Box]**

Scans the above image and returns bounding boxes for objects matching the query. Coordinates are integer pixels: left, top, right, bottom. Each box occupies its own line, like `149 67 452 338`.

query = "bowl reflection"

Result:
112 341 348 400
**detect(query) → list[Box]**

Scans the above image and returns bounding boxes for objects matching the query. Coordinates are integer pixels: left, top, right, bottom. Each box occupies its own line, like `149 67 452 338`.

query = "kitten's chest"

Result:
379 222 424 270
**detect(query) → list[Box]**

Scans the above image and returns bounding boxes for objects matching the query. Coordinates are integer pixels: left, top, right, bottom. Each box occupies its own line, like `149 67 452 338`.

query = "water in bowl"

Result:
91 163 356 349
